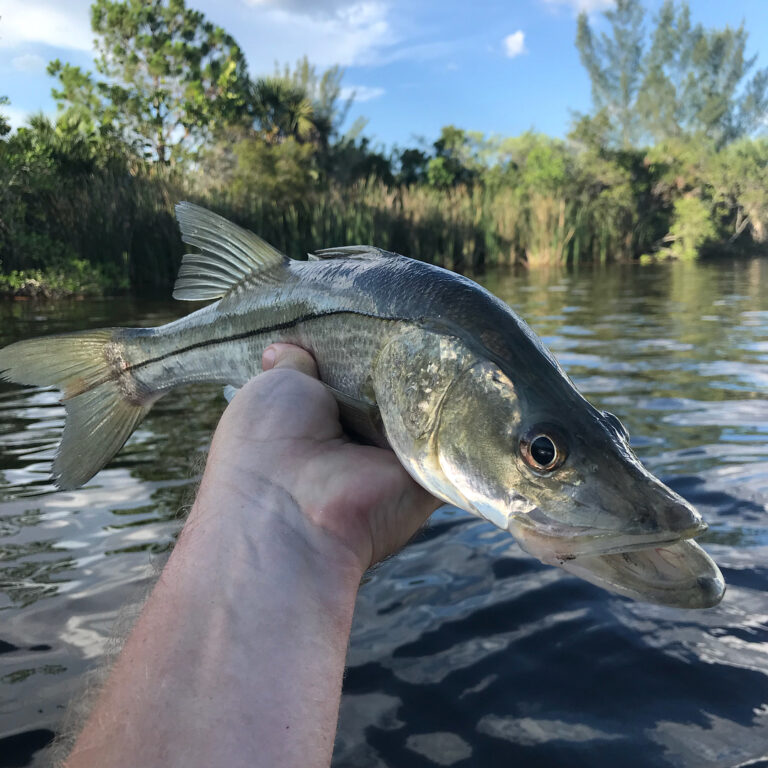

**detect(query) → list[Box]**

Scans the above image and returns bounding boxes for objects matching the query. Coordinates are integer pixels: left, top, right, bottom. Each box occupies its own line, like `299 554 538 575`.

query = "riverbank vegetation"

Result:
1 0 766 296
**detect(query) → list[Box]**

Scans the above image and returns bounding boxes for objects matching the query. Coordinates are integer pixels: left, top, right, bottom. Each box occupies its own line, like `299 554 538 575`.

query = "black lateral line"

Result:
128 309 399 374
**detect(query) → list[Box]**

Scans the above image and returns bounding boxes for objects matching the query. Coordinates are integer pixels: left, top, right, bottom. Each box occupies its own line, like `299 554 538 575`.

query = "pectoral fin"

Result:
223 385 240 403
325 385 389 448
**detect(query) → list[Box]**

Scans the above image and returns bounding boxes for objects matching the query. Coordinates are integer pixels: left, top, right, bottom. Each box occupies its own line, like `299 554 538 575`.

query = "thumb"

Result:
262 343 319 379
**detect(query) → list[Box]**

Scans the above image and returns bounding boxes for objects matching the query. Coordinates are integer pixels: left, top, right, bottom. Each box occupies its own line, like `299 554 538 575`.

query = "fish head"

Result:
373 325 722 608
501 408 707 561
432 358 723 607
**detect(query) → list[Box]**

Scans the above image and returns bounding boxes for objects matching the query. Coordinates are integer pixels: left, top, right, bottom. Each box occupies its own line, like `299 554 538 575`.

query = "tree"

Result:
396 148 429 185
250 77 318 146
577 0 768 148
425 126 479 188
324 135 393 185
0 96 10 137
47 61 127 146
229 138 317 208
241 57 361 187
633 0 690 143
665 196 717 259
576 0 645 148
638 1 768 145
708 138 768 245
274 57 353 149
50 0 250 164
0 17 9 137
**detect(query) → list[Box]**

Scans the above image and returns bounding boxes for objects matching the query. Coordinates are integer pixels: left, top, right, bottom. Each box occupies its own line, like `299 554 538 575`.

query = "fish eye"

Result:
520 426 567 473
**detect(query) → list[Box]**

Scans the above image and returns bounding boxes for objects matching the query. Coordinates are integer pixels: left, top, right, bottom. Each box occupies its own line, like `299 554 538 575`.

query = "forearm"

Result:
65 474 364 768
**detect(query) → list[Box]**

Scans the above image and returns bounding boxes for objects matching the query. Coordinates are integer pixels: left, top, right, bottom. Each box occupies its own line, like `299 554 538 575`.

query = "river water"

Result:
1 259 767 767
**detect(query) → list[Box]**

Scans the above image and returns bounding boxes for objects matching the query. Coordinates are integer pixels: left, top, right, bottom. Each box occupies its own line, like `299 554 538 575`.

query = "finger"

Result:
262 343 319 379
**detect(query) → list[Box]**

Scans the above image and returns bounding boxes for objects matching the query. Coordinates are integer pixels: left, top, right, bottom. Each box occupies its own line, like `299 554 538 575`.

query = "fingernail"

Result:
262 347 277 370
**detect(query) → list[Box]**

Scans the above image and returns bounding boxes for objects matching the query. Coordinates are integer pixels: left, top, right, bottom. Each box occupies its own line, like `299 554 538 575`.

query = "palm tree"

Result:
250 77 319 146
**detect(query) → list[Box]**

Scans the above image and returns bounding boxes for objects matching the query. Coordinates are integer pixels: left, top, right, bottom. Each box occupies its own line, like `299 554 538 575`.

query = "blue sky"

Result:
1 0 767 150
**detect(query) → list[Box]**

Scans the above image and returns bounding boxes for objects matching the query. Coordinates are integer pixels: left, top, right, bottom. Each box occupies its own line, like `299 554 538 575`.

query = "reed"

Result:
0 155 677 295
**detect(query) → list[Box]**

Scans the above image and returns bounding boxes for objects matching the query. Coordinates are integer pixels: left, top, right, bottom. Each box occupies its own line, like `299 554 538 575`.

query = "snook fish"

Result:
0 203 725 608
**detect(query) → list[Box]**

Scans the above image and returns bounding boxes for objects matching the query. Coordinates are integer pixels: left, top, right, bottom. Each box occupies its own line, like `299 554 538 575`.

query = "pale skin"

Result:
64 343 440 768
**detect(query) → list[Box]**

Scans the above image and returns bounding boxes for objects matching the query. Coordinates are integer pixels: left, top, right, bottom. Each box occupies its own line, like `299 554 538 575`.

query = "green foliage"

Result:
246 58 374 188
250 77 319 146
48 61 115 139
273 56 352 148
428 126 480 188
664 197 717 260
709 138 768 245
396 148 429 186
0 261 110 298
426 157 455 189
640 1 768 144
325 136 393 186
0 96 11 137
642 134 768 257
519 137 570 194
0 113 183 292
576 0 645 148
50 0 250 164
1 0 766 298
228 138 317 208
577 0 768 147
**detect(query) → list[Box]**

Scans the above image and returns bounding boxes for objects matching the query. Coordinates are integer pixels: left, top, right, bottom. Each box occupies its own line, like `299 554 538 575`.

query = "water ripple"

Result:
1 262 768 767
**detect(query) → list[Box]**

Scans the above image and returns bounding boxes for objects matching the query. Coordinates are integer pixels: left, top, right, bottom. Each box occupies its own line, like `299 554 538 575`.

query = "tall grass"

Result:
0 163 644 295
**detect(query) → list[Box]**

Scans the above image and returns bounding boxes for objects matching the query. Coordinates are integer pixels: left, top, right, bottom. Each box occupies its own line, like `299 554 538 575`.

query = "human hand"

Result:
196 343 442 574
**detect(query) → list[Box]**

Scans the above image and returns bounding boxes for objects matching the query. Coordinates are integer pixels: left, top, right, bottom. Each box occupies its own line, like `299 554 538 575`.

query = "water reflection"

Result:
0 260 767 767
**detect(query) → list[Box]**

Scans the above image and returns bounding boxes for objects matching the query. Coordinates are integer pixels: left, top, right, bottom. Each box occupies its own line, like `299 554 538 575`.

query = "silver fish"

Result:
0 203 725 608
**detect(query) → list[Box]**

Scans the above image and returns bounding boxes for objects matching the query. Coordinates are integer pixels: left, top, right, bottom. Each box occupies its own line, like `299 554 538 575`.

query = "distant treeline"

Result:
0 0 766 296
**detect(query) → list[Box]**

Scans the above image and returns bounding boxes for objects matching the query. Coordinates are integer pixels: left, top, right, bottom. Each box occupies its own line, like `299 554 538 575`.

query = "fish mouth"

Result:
505 508 723 609
507 509 708 562
558 539 725 609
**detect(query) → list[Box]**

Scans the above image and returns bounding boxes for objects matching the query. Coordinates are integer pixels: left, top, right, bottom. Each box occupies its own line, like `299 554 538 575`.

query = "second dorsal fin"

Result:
173 202 288 302
309 245 391 260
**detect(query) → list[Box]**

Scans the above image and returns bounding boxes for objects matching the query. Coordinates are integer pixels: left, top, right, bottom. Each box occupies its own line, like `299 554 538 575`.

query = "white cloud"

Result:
382 39 455 64
541 0 615 14
11 53 46 73
245 0 360 17
1 103 55 132
504 31 526 58
0 0 93 51
2 105 31 130
340 84 385 102
234 1 393 69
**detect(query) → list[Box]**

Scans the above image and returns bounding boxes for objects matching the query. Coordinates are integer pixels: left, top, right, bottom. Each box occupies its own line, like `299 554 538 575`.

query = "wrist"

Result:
196 427 379 571
183 470 367 599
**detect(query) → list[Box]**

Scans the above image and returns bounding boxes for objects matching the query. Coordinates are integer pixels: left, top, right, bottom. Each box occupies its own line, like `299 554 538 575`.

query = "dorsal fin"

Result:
173 202 288 302
309 245 391 260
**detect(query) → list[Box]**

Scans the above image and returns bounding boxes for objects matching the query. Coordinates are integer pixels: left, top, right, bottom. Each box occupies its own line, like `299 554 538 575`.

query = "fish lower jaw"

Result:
561 539 726 609
508 520 705 565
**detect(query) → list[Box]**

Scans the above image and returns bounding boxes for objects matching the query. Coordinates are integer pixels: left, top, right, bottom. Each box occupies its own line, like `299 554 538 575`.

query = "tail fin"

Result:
0 330 154 490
